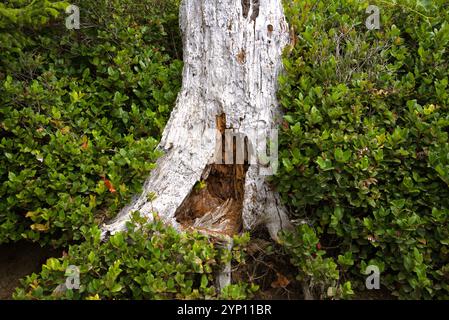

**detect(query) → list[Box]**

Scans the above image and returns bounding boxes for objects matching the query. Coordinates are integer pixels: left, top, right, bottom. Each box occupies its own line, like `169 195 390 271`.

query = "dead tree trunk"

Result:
101 0 292 242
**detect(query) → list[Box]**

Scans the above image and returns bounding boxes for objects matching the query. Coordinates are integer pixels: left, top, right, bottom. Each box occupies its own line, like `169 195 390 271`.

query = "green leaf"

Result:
200 275 208 289
334 148 351 163
111 284 123 293
316 157 333 171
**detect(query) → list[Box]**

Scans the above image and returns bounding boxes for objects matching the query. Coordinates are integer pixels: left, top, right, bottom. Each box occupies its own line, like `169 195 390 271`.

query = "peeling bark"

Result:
101 0 292 242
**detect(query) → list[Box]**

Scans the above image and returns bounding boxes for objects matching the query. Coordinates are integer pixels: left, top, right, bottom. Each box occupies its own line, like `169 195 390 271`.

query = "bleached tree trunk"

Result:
101 0 292 244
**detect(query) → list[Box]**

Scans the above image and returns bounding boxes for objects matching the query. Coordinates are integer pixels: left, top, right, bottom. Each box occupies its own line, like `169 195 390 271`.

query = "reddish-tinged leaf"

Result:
102 176 117 193
271 273 290 288
81 136 89 150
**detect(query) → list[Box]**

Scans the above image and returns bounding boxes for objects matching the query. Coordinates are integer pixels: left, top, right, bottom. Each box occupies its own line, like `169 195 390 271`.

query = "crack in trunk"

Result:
241 0 251 18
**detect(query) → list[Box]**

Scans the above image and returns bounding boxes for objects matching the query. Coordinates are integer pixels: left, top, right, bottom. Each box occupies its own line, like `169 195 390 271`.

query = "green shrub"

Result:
277 0 449 299
0 0 183 246
280 224 354 299
13 212 258 300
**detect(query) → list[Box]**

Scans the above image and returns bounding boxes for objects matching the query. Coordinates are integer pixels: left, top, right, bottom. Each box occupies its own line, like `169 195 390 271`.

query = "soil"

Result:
0 241 60 300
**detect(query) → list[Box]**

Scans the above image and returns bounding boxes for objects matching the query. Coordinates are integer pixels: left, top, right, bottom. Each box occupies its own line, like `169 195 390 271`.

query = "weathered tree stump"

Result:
101 0 292 244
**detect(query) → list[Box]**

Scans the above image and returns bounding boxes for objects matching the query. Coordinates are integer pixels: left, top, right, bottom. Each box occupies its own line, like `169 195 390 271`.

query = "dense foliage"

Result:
3 0 449 301
276 0 449 299
0 0 182 246
280 224 354 299
14 212 258 300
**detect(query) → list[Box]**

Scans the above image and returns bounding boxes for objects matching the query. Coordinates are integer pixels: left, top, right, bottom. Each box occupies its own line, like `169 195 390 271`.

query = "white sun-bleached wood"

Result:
101 0 292 244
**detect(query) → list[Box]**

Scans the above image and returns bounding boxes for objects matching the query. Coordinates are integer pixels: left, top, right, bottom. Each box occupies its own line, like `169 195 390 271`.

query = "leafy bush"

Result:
13 212 258 300
277 0 449 299
0 0 183 246
280 224 354 299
